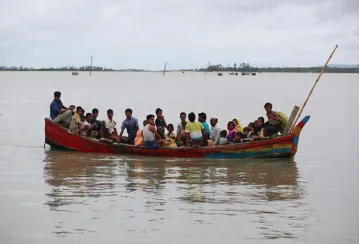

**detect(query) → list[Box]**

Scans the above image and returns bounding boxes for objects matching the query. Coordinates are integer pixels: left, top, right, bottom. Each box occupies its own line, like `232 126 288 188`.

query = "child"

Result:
241 127 252 142
233 132 242 143
81 113 92 136
167 124 176 140
227 121 237 143
155 108 167 139
217 130 228 145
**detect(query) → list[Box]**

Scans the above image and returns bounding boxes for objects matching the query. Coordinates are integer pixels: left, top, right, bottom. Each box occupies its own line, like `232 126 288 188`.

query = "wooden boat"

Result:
251 72 256 76
217 72 223 76
44 116 310 159
72 72 79 75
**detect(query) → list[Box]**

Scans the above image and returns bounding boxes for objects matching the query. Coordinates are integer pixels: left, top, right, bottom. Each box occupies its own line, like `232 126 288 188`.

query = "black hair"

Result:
248 122 255 128
211 118 218 123
81 115 86 120
69 104 75 108
180 112 186 116
264 102 272 108
258 117 265 124
125 108 132 113
198 112 207 121
220 130 227 137
54 91 61 97
147 114 155 120
107 109 113 114
188 112 196 122
92 108 99 113
143 120 148 126
156 108 162 114
81 109 85 114
168 124 174 129
86 113 92 117
76 106 82 112
243 127 250 132
228 121 236 127
236 131 243 136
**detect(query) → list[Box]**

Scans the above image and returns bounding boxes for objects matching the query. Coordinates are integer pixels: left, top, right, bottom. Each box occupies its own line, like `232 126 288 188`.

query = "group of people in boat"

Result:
50 91 287 149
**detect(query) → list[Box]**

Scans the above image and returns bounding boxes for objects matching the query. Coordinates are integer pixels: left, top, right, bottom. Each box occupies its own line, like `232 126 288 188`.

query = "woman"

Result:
227 121 237 143
232 118 243 133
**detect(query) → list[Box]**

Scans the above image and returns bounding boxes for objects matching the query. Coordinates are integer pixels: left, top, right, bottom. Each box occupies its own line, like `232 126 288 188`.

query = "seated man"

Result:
143 114 162 148
119 108 139 144
89 108 104 138
264 102 282 136
50 91 74 127
184 112 206 149
69 107 84 134
104 109 120 142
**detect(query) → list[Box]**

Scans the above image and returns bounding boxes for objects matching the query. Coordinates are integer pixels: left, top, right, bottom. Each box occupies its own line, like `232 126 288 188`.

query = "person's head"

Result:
125 108 132 119
69 105 75 111
107 109 114 119
143 120 148 127
168 124 174 132
264 102 273 113
248 122 255 129
243 127 250 134
232 118 238 125
156 108 163 118
227 121 236 131
198 112 207 122
92 108 99 119
86 113 92 122
180 112 186 121
258 117 265 125
188 112 196 122
146 114 155 125
220 130 227 137
81 115 86 122
54 91 61 101
234 131 242 140
255 119 264 127
210 118 218 127
79 109 85 116
76 106 83 114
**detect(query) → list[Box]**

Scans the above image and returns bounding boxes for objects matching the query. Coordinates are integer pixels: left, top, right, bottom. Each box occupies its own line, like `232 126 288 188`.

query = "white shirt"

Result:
210 125 221 142
81 120 89 136
105 118 116 134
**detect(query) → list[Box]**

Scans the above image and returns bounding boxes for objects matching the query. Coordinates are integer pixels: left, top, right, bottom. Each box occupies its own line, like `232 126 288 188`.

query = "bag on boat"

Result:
277 111 289 133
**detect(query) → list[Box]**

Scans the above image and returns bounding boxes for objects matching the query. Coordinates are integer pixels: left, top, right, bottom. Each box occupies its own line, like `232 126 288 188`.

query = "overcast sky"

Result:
0 0 358 69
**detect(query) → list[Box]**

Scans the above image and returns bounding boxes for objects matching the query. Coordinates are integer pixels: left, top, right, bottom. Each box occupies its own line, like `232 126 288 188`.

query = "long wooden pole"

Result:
290 45 338 131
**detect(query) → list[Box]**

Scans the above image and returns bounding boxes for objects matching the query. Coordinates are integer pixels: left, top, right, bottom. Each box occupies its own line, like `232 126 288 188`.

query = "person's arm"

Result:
271 112 282 122
162 116 168 128
215 128 221 142
149 125 162 140
184 133 190 150
135 119 139 131
119 121 125 137
114 128 119 137
77 122 81 134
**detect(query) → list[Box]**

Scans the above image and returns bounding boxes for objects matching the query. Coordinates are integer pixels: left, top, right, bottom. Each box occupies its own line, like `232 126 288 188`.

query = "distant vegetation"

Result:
195 63 359 73
0 63 358 73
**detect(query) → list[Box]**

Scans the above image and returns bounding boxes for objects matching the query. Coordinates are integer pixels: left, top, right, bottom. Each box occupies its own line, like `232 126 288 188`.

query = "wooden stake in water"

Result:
163 62 167 76
290 45 338 131
90 56 95 76
204 61 210 75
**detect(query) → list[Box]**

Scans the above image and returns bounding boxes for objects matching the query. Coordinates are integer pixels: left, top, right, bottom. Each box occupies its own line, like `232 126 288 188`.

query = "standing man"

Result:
50 91 74 127
119 108 139 144
155 108 167 139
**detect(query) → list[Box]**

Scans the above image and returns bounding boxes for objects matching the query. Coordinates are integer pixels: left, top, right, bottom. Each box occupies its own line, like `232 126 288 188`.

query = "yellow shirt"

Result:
69 114 81 131
185 122 204 140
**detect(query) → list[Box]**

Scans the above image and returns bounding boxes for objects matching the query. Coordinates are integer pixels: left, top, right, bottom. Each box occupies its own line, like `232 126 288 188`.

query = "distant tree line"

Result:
194 63 359 73
0 66 115 71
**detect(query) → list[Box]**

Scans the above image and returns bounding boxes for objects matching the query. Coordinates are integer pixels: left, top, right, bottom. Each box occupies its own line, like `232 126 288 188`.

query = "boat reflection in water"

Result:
43 150 308 239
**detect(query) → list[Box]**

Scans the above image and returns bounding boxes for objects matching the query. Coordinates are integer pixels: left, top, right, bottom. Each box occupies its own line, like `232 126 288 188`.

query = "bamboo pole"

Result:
290 45 338 131
163 62 167 76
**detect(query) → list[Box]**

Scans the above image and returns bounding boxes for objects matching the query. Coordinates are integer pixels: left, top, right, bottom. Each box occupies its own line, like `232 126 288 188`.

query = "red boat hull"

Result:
45 116 310 158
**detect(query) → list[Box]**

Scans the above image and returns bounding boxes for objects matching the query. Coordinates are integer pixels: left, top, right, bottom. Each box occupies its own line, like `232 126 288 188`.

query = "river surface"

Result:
0 72 358 244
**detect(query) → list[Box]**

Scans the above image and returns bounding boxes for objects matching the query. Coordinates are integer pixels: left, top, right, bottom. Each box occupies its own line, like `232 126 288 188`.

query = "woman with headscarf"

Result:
232 118 244 133
227 121 237 143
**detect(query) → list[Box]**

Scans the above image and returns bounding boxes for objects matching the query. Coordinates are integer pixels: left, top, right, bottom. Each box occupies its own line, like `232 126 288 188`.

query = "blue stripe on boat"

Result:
204 148 293 159
293 136 299 145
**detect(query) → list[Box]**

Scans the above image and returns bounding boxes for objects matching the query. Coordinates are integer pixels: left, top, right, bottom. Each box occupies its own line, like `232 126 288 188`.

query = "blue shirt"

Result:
121 117 139 137
50 99 63 119
202 122 210 136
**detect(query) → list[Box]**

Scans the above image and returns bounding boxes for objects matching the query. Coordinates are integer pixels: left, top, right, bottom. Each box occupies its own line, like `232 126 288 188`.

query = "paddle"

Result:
290 45 338 131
